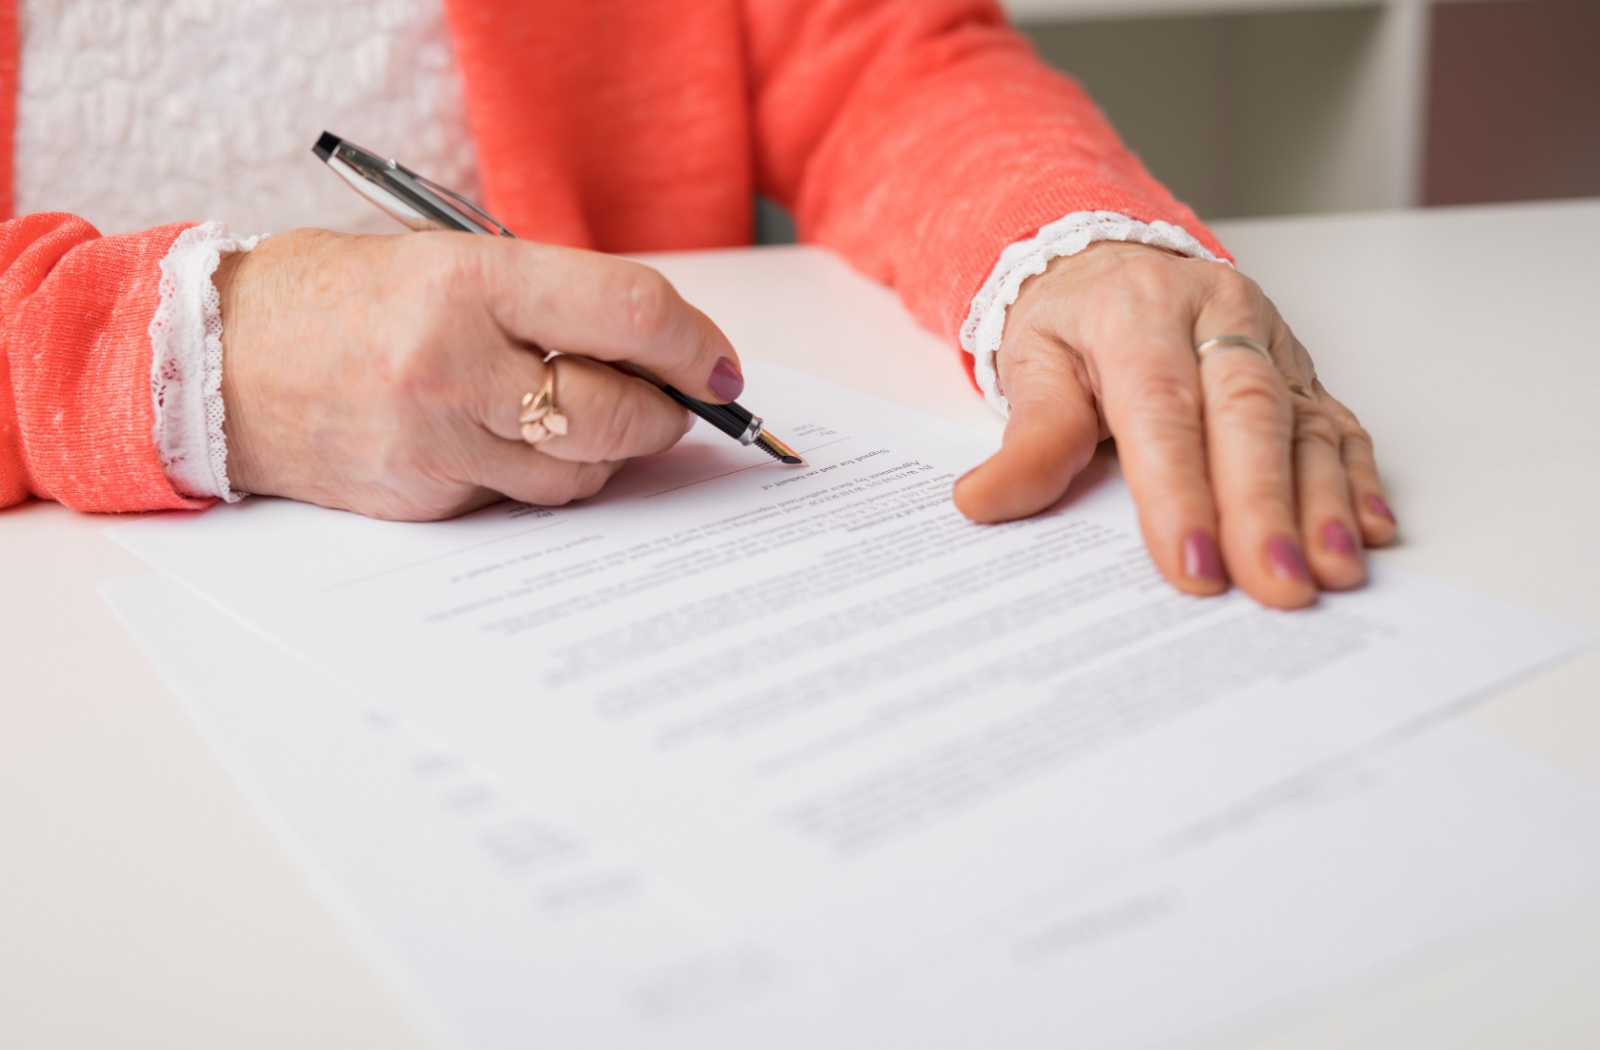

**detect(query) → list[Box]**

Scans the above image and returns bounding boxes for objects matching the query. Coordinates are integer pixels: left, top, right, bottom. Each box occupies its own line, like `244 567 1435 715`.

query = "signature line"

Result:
640 436 852 499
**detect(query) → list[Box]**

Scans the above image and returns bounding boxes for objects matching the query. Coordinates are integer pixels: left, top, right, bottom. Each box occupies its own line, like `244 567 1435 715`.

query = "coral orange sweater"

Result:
0 0 1222 513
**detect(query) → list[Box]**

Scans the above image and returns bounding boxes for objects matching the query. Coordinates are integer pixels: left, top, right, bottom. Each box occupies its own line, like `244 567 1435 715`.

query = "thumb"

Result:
953 334 1103 524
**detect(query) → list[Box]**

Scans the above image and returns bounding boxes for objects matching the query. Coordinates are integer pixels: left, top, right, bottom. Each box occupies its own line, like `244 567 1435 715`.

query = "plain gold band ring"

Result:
1194 334 1273 365
1196 334 1317 400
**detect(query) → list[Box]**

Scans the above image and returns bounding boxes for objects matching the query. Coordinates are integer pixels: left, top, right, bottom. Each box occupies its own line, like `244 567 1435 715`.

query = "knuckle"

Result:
387 341 447 403
526 471 582 507
1322 394 1360 426
999 328 1050 374
1212 264 1262 301
1120 368 1202 422
575 464 612 500
1339 416 1377 457
1284 326 1311 357
624 267 678 345
1008 329 1090 389
1109 373 1205 480
552 474 587 505
1118 255 1180 302
1213 283 1258 323
1294 407 1342 452
597 391 653 462
1207 365 1289 422
1209 273 1270 331
377 324 459 408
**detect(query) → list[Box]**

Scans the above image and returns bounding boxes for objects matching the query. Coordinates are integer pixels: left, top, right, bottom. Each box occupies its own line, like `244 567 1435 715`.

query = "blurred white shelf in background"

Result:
1006 0 1391 18
999 0 1447 216
1004 0 1495 21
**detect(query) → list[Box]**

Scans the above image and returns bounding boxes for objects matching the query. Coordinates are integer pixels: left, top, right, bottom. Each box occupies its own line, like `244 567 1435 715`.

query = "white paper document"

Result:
104 572 1600 1049
109 365 1594 1040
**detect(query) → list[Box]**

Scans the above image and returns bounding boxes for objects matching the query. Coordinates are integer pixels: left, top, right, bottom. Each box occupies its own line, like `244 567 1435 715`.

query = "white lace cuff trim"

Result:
959 211 1225 416
149 222 265 502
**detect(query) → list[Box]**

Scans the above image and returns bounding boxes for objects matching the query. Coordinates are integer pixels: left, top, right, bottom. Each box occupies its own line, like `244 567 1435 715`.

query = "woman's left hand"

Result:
952 241 1397 610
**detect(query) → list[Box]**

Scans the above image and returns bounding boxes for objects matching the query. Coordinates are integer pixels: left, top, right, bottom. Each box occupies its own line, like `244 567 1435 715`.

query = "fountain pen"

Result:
312 131 804 466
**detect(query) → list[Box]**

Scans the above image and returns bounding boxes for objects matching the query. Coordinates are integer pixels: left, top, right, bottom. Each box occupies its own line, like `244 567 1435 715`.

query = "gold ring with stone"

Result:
518 366 569 446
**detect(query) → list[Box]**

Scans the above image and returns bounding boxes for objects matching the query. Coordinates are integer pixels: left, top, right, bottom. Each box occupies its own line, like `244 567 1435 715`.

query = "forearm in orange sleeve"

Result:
0 213 211 512
743 0 1230 344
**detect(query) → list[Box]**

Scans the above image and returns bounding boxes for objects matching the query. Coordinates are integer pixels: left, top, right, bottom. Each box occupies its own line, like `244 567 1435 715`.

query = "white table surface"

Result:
3 199 1597 1049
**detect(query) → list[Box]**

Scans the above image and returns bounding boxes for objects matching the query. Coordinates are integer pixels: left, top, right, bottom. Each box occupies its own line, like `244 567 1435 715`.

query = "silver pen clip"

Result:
313 131 514 238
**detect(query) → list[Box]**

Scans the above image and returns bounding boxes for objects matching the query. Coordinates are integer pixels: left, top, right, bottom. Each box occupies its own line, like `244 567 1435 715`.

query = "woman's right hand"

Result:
215 229 745 520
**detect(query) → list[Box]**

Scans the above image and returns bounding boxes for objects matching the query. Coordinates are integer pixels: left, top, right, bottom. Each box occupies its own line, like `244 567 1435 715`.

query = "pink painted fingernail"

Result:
708 357 744 401
1266 535 1311 582
1365 493 1395 523
1322 520 1359 558
1183 531 1224 582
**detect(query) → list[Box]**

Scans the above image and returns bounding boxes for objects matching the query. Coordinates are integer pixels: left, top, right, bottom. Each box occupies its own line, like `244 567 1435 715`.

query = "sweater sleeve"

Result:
741 0 1231 348
0 213 212 512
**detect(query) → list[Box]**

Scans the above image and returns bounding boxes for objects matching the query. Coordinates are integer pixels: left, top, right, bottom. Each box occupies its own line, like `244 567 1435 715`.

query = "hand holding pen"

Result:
314 133 803 467
210 169 794 521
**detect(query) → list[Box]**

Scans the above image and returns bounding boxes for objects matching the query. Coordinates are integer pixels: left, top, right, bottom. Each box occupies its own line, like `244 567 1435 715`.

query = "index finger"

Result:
471 238 746 404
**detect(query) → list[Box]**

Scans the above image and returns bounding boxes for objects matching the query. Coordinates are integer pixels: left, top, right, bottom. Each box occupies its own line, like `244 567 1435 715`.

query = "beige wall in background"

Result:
756 6 1397 241
753 0 1600 240
1019 0 1600 222
1021 7 1394 221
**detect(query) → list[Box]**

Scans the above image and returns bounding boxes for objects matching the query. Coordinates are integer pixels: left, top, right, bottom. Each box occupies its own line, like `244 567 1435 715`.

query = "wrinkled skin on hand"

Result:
954 241 1396 610
216 229 743 521
218 232 1392 610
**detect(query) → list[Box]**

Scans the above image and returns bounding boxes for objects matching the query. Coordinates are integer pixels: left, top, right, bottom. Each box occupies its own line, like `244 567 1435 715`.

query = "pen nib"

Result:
754 432 806 466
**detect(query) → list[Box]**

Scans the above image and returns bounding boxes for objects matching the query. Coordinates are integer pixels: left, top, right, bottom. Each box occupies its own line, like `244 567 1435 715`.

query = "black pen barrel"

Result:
661 386 759 444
